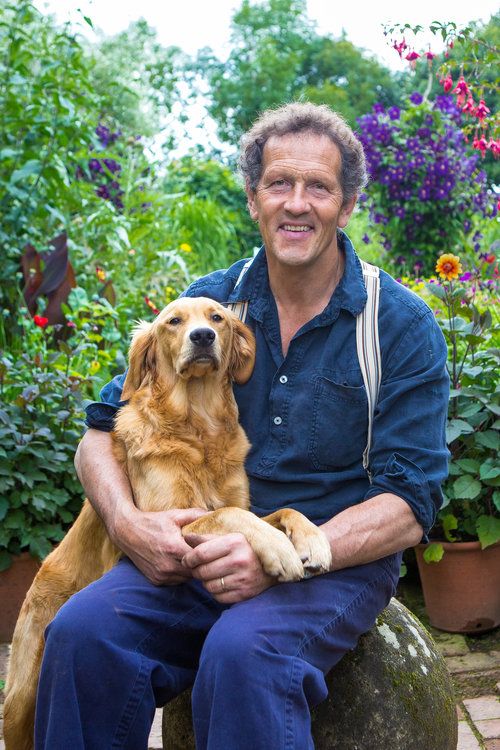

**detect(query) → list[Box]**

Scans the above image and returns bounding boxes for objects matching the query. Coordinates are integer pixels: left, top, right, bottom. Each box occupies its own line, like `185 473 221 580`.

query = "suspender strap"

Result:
357 260 381 480
227 254 381 480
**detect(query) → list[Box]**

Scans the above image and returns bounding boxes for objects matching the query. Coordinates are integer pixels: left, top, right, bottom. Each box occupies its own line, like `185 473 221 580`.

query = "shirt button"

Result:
273 416 283 425
279 375 288 384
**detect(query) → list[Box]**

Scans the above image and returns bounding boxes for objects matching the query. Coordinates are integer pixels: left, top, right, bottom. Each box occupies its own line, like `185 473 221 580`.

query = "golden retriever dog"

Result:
4 296 331 750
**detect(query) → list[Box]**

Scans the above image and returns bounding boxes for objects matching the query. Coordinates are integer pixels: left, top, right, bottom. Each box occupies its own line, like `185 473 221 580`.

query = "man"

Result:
35 103 449 749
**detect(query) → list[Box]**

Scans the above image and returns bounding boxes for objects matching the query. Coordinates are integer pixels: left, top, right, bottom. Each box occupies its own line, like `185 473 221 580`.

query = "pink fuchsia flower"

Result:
34 315 49 328
393 38 408 58
488 140 500 157
67 321 76 328
405 50 420 69
440 74 454 93
475 100 490 122
473 135 488 157
424 50 436 61
462 96 476 115
452 76 470 107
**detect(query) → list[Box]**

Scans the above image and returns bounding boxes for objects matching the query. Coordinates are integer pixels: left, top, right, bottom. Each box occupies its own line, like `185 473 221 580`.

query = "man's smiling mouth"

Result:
281 224 312 232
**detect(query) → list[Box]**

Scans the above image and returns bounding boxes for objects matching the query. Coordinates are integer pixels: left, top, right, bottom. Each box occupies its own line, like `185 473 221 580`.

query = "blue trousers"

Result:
35 553 401 749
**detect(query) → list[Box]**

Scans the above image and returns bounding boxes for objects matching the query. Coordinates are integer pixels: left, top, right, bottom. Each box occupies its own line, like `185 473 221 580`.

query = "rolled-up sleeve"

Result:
364 308 450 539
85 372 127 432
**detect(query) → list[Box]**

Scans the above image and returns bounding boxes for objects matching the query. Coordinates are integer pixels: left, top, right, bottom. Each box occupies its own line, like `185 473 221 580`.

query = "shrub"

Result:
357 94 496 275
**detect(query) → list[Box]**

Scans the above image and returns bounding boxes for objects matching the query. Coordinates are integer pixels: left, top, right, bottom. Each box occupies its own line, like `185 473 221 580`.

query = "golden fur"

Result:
4 296 331 749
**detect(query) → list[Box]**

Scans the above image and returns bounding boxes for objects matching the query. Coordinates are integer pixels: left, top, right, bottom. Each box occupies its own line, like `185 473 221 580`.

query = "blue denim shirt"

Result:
85 232 449 537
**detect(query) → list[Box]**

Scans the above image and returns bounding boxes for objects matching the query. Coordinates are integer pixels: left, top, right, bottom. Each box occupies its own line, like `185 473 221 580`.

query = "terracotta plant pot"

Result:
415 541 500 634
0 552 40 642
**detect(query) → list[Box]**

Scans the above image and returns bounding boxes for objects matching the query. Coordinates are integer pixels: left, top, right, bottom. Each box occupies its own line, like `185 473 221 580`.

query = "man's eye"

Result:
211 313 223 322
168 317 182 325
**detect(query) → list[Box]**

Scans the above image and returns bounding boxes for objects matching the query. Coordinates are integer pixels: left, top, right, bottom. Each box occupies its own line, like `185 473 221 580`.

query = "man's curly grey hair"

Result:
239 102 368 207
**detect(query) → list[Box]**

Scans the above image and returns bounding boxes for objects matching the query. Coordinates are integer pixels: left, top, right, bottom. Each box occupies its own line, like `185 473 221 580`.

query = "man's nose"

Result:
189 327 216 347
284 184 309 214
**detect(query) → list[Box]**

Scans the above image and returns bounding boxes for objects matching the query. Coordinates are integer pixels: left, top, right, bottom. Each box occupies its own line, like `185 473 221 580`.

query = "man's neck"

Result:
267 247 345 356
268 248 344 315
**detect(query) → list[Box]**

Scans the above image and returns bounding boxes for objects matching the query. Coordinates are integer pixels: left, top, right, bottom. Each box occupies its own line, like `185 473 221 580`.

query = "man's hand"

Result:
112 507 209 586
182 532 275 603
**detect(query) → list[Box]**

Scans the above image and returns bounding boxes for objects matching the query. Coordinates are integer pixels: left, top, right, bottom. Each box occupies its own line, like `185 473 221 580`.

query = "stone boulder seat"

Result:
162 598 458 750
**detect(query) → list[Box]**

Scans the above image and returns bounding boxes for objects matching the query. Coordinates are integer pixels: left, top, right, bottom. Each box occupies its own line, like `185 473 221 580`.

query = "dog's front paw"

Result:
287 523 332 577
258 528 305 582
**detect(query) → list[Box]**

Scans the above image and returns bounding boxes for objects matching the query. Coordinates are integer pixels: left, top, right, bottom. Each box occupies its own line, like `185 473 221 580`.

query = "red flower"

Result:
144 296 160 315
34 315 49 328
488 139 500 157
462 95 476 115
440 74 453 93
424 50 436 60
452 76 470 107
472 135 488 157
475 99 490 122
405 50 420 61
393 38 407 58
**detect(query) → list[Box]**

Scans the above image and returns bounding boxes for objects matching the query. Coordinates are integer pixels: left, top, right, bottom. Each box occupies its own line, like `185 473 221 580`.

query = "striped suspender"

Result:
356 260 381 481
227 256 381 480
226 258 253 322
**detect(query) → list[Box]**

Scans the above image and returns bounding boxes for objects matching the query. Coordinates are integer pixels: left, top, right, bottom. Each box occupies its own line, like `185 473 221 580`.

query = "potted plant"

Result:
415 252 500 633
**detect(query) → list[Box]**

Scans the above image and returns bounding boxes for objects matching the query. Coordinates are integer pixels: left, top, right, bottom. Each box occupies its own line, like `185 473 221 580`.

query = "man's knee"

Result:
44 587 112 659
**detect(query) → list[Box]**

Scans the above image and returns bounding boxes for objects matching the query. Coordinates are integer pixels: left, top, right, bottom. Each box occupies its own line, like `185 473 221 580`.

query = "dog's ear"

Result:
121 321 157 400
229 317 256 385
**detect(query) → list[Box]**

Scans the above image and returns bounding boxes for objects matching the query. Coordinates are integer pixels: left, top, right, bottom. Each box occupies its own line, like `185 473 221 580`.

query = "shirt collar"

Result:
226 230 368 321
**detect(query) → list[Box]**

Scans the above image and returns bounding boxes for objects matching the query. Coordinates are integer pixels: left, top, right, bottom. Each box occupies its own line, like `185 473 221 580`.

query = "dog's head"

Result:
121 297 256 400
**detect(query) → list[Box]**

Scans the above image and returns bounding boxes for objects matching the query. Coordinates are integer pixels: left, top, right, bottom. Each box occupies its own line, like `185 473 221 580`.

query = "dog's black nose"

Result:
190 327 216 347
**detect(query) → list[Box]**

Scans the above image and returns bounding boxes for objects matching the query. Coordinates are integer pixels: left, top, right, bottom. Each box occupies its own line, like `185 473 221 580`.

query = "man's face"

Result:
246 132 356 271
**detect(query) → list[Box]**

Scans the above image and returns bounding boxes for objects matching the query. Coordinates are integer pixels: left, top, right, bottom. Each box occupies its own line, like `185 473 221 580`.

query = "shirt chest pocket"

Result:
308 375 369 470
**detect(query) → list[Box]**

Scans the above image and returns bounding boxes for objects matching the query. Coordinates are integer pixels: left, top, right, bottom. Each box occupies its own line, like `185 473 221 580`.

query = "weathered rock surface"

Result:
162 598 458 750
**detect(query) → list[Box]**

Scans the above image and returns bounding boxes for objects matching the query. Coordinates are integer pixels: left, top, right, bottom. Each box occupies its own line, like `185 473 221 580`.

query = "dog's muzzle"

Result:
189 327 216 349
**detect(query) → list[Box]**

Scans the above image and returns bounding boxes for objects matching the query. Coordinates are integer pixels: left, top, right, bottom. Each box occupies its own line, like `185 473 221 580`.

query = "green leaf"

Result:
442 513 458 542
453 475 482 500
456 459 480 474
476 516 500 549
480 464 500 481
446 419 474 443
493 491 500 513
0 496 8 521
423 543 444 563
475 431 500 450
10 159 42 183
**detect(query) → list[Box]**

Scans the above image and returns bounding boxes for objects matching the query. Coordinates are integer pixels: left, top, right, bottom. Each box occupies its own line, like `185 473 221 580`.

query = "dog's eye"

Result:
211 314 223 322
168 317 182 325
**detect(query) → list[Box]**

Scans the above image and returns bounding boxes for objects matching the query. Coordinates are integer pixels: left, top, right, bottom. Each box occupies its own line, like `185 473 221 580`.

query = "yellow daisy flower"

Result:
435 254 462 281
179 242 192 253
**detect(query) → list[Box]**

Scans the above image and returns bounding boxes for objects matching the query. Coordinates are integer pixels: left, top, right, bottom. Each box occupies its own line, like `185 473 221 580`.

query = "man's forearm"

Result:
320 493 423 571
74 428 136 545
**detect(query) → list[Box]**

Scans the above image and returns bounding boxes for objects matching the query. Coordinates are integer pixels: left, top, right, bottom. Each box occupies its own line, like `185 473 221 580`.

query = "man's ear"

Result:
245 179 259 222
338 195 358 229
121 321 157 400
229 317 256 385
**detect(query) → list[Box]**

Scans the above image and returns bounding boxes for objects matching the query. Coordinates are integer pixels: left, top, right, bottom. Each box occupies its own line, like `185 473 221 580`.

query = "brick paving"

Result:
1 631 499 749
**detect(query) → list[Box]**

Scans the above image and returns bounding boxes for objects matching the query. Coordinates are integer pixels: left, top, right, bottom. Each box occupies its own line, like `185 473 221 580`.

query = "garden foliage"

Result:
0 0 498 567
357 93 496 275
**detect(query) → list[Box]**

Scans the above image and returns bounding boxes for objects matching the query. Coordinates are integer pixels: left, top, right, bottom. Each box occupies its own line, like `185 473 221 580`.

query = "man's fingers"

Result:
170 508 210 525
182 536 234 569
183 532 218 548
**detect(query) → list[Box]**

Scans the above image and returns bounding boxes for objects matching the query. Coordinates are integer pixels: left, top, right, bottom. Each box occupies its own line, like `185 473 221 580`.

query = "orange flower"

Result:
435 254 463 280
